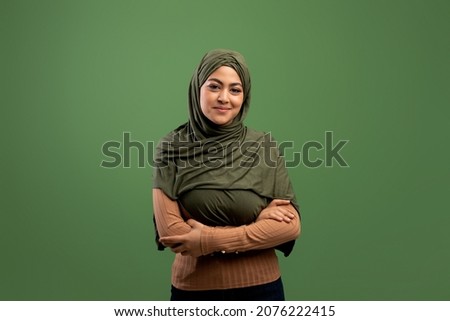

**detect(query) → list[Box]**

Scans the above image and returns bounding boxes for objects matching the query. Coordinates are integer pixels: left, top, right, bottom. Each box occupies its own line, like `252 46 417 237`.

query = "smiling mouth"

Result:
213 107 231 111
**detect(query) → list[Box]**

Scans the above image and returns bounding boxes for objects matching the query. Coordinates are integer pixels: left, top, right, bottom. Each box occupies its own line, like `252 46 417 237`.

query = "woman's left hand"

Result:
159 219 205 257
256 199 296 223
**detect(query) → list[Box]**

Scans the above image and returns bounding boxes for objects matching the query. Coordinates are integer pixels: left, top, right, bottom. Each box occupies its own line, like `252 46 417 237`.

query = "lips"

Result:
213 106 231 112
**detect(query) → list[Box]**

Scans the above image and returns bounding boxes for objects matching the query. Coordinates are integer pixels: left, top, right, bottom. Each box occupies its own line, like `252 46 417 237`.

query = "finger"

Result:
273 207 290 216
269 214 291 223
269 214 284 222
282 209 295 219
276 211 292 223
273 209 294 222
266 211 290 222
159 236 182 247
277 206 296 217
161 240 183 248
270 199 291 206
187 219 205 231
186 219 200 228
281 204 298 217
169 243 185 253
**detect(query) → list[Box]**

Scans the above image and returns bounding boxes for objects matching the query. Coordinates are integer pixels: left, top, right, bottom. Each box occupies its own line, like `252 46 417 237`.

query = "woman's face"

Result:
200 66 244 126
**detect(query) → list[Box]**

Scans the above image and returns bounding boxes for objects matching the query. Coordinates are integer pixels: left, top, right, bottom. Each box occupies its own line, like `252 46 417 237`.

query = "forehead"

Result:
207 66 242 84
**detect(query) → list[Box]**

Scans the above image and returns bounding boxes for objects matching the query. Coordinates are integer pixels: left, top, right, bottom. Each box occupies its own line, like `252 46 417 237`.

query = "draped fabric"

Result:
153 49 299 256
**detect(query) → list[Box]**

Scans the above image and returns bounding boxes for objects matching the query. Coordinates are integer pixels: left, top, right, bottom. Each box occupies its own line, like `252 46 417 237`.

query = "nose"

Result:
217 90 229 103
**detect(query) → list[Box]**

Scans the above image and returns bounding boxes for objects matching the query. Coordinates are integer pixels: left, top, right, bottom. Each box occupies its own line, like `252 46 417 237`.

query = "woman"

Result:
153 49 301 301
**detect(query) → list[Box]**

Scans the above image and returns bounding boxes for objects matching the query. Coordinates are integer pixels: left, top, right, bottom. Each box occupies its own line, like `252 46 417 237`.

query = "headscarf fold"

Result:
153 49 299 256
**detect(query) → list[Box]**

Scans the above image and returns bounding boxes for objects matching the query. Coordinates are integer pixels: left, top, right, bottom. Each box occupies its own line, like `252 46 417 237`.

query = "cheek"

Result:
199 89 210 112
232 96 244 109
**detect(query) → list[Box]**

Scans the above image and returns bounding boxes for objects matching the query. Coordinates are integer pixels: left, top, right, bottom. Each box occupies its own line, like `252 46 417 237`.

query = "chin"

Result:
210 118 233 126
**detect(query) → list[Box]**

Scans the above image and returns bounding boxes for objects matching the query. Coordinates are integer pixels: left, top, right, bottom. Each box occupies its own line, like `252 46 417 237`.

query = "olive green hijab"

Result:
153 49 299 256
187 49 251 140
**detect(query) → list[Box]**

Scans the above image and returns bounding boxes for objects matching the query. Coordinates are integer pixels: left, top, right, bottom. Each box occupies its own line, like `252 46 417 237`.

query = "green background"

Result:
1 0 449 300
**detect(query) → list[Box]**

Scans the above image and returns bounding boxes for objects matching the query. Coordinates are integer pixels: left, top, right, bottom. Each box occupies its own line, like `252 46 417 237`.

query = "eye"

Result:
207 84 220 91
230 87 242 95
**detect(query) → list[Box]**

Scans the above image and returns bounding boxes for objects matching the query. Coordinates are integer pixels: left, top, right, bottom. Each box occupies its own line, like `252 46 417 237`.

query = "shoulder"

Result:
245 127 269 140
245 127 279 146
245 127 285 159
156 122 189 146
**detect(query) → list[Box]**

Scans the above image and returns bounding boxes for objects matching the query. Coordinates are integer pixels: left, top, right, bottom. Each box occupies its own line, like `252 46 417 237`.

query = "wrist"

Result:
200 226 212 255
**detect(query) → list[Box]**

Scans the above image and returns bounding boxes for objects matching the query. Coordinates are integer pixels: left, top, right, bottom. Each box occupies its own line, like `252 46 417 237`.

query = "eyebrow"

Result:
207 78 243 87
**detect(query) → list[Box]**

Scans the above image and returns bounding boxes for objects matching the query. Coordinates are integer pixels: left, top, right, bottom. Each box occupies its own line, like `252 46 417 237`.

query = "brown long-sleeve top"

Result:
153 188 301 290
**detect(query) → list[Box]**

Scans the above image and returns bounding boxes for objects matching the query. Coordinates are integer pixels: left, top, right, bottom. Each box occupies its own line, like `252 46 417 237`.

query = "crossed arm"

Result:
153 188 301 257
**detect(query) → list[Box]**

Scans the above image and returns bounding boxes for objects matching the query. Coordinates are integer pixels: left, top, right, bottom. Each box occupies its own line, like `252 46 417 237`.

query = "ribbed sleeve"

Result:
200 210 300 255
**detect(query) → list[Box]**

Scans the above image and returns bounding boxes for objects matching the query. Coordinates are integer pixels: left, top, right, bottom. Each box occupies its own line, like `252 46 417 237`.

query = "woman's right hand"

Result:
256 199 296 223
